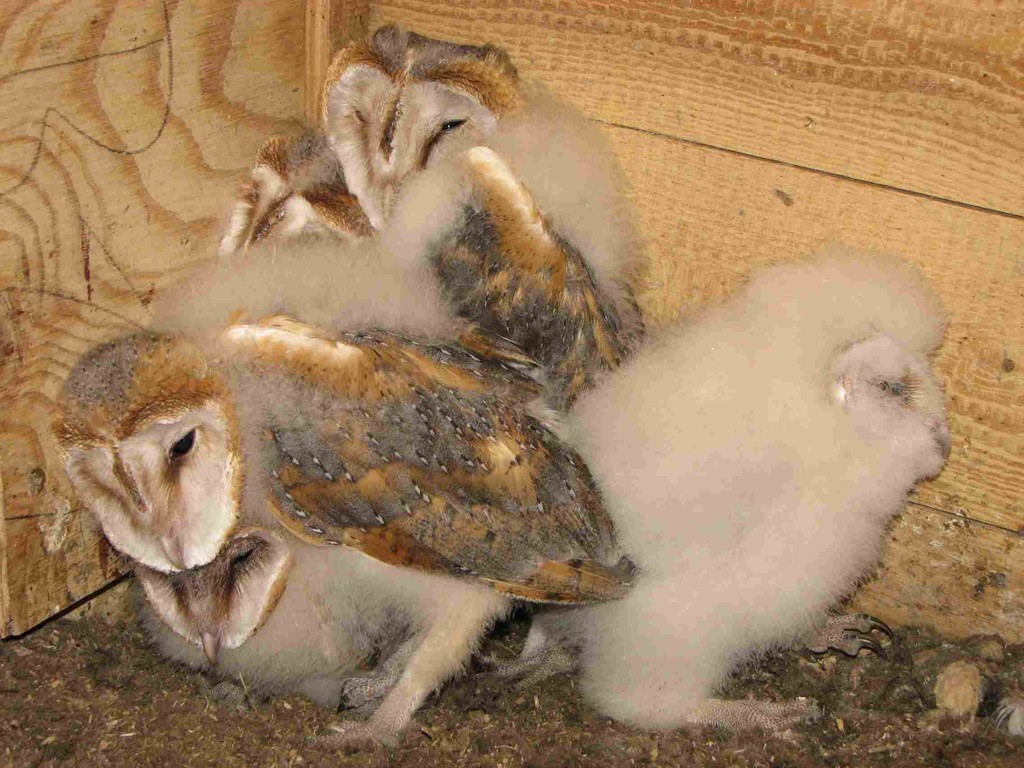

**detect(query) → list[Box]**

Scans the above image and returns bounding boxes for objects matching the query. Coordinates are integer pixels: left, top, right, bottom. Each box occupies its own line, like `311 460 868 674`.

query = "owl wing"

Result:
430 147 645 410
222 316 631 604
218 132 371 257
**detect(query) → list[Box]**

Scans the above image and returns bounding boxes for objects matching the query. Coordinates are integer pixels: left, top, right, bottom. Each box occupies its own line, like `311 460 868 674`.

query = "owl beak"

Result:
160 535 186 571
201 632 221 665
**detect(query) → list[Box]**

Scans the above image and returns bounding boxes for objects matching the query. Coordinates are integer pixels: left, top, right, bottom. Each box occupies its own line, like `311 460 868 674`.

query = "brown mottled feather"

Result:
219 132 372 256
429 150 645 410
221 317 628 605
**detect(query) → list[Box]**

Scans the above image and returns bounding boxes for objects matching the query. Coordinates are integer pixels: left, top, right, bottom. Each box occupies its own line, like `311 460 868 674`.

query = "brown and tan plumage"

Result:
321 25 646 409
220 314 630 605
423 146 645 409
218 131 372 257
54 298 633 743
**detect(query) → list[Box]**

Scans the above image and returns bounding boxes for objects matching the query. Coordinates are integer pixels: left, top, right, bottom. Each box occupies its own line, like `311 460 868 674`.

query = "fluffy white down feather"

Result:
553 247 948 727
141 535 506 708
152 235 459 343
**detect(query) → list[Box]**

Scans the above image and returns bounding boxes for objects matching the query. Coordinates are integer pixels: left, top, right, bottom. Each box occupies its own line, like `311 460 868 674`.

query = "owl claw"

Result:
478 639 577 688
839 633 886 659
805 613 893 658
316 719 394 749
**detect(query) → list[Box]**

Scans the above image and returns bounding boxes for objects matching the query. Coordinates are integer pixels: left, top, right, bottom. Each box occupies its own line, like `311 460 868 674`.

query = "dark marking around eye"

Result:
419 118 468 170
232 547 255 568
169 429 196 460
381 98 401 158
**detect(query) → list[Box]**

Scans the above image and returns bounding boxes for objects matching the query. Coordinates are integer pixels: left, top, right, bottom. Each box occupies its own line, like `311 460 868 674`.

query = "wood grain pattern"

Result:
372 0 1024 216
0 0 304 636
603 125 1023 537
853 503 1024 643
612 120 1024 637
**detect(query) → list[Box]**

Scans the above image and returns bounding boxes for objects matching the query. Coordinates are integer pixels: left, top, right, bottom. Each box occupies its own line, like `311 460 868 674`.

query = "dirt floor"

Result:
2 605 1022 768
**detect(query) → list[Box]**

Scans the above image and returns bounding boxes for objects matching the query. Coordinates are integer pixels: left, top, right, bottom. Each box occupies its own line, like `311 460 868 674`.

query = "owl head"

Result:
831 333 951 481
135 528 293 664
218 131 373 258
52 333 242 573
322 24 521 226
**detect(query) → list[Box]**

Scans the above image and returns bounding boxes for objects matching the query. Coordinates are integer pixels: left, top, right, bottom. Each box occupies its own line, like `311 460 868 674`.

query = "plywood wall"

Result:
368 0 1024 640
0 0 305 636
4 0 1022 642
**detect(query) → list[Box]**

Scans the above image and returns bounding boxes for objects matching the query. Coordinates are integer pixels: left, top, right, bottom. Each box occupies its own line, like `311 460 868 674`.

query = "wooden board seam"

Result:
599 119 1024 223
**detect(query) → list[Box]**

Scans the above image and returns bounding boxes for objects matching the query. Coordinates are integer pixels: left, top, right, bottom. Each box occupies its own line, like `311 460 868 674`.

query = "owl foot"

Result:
199 676 263 709
316 718 395 749
805 613 893 658
479 636 576 688
340 660 406 715
687 697 822 734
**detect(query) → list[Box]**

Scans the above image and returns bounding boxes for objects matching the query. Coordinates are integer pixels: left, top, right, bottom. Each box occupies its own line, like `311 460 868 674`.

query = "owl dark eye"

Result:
169 429 196 460
440 118 466 132
232 548 255 568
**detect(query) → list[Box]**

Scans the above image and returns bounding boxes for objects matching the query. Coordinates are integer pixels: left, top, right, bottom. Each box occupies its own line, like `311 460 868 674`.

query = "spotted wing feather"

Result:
222 316 629 604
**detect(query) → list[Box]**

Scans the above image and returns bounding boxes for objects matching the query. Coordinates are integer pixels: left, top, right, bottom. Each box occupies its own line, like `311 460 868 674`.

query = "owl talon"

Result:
478 638 576 687
317 719 393 748
805 613 893 658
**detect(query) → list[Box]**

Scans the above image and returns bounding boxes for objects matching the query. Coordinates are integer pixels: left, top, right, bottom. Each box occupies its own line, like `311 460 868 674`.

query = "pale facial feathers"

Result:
379 81 643 308
554 250 949 728
323 24 519 227
217 131 372 258
138 537 418 707
54 335 241 573
135 528 293 664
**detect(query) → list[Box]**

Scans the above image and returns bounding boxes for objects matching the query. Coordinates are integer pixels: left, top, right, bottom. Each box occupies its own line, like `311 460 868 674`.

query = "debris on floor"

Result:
1 615 1021 767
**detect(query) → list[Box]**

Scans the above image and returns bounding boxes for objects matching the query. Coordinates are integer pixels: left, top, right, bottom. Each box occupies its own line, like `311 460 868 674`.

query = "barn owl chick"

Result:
135 527 293 665
218 131 372 257
515 248 950 731
56 238 634 743
322 24 521 228
323 25 645 408
136 526 414 708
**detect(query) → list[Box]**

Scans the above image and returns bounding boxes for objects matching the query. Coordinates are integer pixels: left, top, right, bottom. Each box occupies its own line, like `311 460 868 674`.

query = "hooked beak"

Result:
201 632 221 665
160 535 186 571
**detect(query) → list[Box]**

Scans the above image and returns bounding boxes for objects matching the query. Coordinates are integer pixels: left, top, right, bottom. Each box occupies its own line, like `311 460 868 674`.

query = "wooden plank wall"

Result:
0 0 305 636
367 1 1024 640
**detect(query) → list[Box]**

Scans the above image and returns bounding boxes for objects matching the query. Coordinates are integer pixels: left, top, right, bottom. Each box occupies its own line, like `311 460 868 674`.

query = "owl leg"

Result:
320 592 509 746
479 619 576 687
338 638 418 714
686 697 821 733
804 613 893 658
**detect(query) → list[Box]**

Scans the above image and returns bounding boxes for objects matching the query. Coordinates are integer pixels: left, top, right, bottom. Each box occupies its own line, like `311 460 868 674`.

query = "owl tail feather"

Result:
491 556 637 605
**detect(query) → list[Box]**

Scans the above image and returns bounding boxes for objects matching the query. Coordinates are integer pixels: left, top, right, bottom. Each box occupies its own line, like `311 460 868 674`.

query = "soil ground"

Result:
1 609 1022 767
